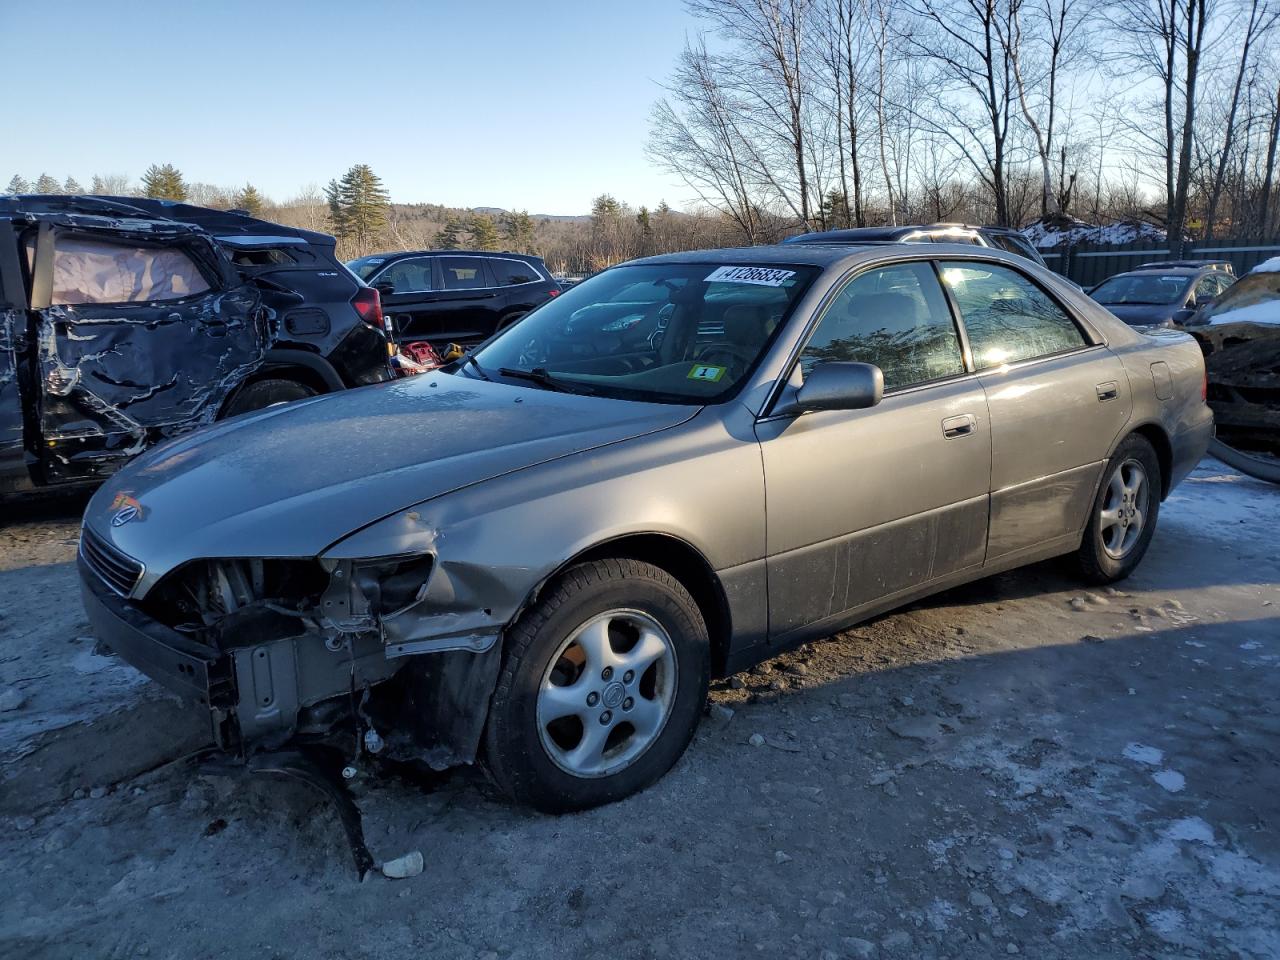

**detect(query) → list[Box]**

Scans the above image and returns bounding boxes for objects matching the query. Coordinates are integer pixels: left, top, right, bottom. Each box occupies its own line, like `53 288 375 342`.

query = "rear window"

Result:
489 259 543 286
45 235 212 305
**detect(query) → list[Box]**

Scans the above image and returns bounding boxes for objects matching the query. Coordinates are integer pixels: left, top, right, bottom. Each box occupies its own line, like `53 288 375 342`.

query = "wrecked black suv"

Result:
0 196 393 493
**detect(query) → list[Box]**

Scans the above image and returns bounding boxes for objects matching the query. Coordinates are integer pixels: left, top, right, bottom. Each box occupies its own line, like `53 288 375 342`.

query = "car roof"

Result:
359 249 544 261
783 224 981 244
1108 266 1211 278
627 241 1019 271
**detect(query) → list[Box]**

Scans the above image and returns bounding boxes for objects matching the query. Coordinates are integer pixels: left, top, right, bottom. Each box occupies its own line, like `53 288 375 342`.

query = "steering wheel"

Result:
694 343 756 375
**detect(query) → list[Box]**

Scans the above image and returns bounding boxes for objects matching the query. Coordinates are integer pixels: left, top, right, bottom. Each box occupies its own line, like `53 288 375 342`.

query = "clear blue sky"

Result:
1 0 702 215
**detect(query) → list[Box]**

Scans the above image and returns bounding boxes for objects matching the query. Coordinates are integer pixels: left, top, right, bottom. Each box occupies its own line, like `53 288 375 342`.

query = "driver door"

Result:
756 260 991 643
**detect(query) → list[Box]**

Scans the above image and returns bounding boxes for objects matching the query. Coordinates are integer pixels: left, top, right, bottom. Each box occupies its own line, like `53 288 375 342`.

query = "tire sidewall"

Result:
1083 436 1162 580
490 564 709 812
223 378 315 418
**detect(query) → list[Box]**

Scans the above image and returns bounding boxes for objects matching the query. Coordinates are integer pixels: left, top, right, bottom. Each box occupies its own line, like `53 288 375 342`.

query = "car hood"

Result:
87 373 697 586
1103 303 1176 326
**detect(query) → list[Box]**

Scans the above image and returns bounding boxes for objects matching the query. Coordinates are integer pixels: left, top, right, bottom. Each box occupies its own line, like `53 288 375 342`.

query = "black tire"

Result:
483 558 710 813
221 378 317 418
1075 434 1163 584
1209 438 1280 485
497 312 527 332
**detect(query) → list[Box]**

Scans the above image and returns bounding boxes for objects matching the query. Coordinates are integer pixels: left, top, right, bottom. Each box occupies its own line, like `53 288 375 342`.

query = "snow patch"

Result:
1249 256 1280 274
1163 817 1215 844
1153 770 1186 793
1123 743 1163 765
1022 216 1167 249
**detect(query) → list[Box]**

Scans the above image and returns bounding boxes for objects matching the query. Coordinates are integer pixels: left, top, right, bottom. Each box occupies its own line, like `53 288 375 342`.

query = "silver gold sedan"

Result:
79 244 1212 811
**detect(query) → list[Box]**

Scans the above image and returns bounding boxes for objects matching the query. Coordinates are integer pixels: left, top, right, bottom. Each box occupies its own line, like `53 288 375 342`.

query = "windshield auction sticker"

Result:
688 364 727 382
704 265 796 287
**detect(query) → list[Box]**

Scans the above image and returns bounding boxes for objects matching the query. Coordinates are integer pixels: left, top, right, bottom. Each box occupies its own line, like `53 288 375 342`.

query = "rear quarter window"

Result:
489 259 542 286
48 235 212 305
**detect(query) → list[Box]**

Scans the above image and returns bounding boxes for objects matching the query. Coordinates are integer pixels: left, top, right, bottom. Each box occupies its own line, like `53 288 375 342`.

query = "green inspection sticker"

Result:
687 364 727 382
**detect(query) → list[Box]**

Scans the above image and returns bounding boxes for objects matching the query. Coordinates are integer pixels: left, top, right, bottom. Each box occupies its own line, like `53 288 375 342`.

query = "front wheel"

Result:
483 559 709 812
221 378 316 418
1075 434 1162 584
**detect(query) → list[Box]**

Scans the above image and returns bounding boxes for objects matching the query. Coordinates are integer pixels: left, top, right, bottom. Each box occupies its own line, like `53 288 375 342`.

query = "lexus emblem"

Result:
110 506 140 527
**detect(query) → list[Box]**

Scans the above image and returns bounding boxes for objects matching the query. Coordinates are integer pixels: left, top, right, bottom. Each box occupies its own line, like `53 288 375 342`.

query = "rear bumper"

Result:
1170 407 1215 493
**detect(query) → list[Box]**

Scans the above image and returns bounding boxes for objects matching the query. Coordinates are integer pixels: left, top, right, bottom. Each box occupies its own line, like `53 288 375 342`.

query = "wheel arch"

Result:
1126 422 1173 500
535 532 734 678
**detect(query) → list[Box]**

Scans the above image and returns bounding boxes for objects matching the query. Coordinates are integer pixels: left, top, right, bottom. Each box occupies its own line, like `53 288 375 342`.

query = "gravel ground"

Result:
1 459 1278 960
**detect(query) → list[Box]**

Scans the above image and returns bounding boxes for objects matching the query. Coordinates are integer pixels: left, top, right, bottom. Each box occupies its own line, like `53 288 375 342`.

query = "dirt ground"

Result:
1 459 1277 960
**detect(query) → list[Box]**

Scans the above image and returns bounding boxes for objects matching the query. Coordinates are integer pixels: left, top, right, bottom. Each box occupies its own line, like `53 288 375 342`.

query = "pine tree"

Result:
141 164 188 201
433 216 465 248
5 175 29 195
34 173 61 194
235 183 265 217
636 206 654 254
327 164 390 249
91 175 105 194
63 176 83 195
469 213 501 251
502 209 536 252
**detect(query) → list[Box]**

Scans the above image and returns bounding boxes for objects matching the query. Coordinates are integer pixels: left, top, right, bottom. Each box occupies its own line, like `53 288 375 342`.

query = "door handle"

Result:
1096 381 1119 402
941 414 976 439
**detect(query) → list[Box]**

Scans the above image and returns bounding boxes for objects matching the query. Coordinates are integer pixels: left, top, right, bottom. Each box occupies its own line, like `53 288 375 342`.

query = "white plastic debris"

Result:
381 851 424 880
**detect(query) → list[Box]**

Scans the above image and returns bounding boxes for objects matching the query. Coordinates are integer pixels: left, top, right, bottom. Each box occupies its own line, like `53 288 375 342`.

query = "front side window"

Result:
468 262 819 403
490 259 541 286
48 235 211 305
440 257 491 290
799 261 965 390
940 261 1087 369
376 257 433 294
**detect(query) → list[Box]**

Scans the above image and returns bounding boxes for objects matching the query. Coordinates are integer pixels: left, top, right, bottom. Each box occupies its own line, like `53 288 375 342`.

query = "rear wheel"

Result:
483 559 709 812
222 378 317 418
1075 434 1162 584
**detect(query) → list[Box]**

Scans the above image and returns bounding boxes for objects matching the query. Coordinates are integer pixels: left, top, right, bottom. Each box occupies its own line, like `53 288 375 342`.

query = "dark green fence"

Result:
1039 238 1280 288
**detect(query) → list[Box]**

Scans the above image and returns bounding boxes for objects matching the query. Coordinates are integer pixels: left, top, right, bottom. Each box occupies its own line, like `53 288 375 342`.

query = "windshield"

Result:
463 262 820 403
1090 274 1190 305
346 255 388 281
1196 270 1280 325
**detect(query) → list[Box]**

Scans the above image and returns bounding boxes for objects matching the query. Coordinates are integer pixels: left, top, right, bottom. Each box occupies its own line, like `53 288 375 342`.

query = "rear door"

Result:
938 259 1131 562
431 255 503 344
374 255 437 343
26 220 265 485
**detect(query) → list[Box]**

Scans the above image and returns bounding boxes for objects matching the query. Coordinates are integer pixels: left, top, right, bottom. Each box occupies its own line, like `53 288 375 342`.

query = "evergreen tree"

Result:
141 163 188 201
34 173 61 194
636 206 654 254
502 209 536 252
433 216 465 248
235 183 265 217
5 175 29 195
469 213 501 251
326 164 390 249
91 174 105 194
63 176 83 195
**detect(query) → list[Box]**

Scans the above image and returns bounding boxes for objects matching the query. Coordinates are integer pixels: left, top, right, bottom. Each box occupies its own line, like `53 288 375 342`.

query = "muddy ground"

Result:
1 459 1277 960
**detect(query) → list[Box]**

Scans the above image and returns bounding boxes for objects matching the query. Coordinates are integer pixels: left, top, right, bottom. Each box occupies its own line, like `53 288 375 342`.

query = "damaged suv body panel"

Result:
0 198 267 489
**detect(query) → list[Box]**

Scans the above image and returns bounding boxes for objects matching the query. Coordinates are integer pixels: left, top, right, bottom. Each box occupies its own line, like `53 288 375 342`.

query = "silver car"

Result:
79 244 1213 811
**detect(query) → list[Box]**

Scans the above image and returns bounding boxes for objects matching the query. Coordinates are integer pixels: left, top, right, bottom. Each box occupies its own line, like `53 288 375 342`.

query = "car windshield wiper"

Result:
497 366 597 395
459 354 490 380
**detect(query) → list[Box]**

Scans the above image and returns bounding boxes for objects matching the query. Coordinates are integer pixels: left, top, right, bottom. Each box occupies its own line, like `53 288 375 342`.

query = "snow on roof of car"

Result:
1249 256 1280 274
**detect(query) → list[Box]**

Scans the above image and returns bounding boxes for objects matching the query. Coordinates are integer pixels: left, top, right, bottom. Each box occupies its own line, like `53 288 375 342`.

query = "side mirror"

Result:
374 281 396 296
1172 308 1194 325
780 361 884 415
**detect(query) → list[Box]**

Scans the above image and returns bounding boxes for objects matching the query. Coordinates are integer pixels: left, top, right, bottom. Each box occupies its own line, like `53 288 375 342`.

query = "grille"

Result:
80 527 145 597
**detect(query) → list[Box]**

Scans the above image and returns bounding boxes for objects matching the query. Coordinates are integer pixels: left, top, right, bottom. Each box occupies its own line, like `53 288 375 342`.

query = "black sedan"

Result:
1089 264 1234 327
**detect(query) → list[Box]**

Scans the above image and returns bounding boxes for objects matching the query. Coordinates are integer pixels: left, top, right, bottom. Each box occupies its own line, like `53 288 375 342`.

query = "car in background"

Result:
80 242 1210 812
347 250 560 352
0 195 393 493
108 197 395 409
784 223 1049 268
1088 263 1235 327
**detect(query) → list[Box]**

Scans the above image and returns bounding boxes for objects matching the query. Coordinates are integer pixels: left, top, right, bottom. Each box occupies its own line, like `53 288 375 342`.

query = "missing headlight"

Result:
352 555 436 618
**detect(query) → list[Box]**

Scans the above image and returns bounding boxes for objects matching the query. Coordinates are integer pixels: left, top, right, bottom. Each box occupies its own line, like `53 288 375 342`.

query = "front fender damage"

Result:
147 547 522 771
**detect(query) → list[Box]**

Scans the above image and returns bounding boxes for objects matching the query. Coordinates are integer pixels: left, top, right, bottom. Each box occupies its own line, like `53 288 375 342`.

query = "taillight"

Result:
548 288 560 298
351 287 387 335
